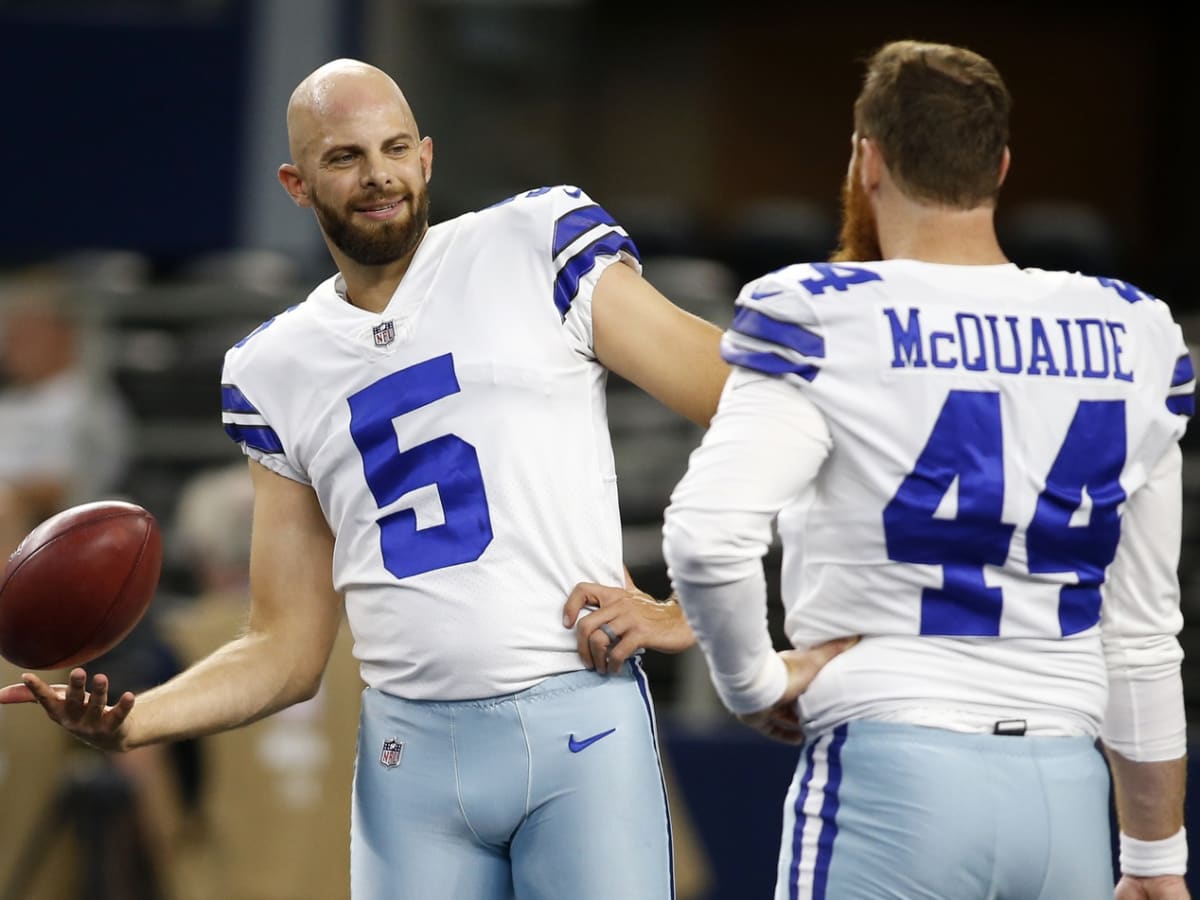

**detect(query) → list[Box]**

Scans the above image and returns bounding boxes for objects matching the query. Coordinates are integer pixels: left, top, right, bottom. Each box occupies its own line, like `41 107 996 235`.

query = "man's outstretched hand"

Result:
0 668 134 752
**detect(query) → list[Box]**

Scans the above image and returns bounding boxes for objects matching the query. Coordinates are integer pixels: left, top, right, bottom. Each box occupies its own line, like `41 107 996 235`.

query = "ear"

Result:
859 137 884 193
278 163 311 208
419 136 434 184
997 146 1011 187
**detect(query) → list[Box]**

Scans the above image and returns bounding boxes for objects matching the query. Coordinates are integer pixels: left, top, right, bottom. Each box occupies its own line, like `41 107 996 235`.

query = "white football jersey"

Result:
221 186 638 700
667 259 1193 740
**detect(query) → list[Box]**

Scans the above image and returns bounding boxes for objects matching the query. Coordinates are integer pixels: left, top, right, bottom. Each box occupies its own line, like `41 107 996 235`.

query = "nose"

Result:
360 152 394 189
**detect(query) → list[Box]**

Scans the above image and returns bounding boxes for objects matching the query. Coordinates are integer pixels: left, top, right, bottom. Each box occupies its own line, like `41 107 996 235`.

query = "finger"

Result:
105 692 136 730
768 711 804 736
812 636 860 664
63 668 88 721
586 623 613 672
20 674 65 721
83 673 110 724
573 607 604 665
563 582 603 627
782 637 860 692
766 724 807 745
0 682 36 704
602 624 639 674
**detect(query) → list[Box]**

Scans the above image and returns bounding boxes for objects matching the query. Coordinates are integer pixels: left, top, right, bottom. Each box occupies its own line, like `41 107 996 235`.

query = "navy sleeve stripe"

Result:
552 231 640 318
224 422 284 453
721 346 819 381
221 384 259 414
1171 354 1195 388
552 204 619 258
1167 394 1195 417
731 307 825 358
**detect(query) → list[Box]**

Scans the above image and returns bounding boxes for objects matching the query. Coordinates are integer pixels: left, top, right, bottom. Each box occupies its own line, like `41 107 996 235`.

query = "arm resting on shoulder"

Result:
592 260 730 426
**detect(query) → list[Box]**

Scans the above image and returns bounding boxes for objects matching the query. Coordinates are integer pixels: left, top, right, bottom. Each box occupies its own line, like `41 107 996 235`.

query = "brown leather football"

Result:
0 501 162 670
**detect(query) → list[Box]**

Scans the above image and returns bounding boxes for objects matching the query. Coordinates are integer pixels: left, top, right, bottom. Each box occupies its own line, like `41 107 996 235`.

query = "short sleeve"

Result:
220 372 309 485
543 186 641 358
720 267 827 386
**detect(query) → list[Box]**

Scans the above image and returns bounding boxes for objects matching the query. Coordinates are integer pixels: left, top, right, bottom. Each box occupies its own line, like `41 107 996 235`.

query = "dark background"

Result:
0 2 1196 898
0 1 1194 303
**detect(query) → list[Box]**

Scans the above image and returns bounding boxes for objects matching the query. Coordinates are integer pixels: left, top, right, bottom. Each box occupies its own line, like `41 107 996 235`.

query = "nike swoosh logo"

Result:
750 288 783 300
568 728 617 753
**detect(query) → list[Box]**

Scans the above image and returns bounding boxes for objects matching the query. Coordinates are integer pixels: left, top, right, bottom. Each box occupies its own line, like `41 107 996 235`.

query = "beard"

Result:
311 183 431 267
829 154 882 262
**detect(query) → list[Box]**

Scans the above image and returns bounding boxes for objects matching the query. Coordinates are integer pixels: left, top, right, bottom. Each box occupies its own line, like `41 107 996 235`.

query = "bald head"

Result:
286 59 419 166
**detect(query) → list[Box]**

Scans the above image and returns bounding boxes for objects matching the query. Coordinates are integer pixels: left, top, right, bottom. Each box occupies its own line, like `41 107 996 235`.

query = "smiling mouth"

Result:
357 198 405 218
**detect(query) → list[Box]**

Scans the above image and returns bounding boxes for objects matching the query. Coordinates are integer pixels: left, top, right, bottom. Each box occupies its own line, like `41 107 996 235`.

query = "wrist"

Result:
1120 827 1188 877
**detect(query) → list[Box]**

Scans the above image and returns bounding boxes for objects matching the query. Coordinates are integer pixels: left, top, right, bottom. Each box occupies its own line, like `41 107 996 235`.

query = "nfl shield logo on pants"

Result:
373 320 396 347
380 738 404 768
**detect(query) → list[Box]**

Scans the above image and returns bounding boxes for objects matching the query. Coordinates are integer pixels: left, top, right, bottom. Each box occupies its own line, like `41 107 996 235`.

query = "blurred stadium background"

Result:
0 1 1195 898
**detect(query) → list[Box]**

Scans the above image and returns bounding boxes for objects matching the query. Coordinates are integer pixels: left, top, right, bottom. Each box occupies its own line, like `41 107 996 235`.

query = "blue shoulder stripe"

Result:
1171 353 1195 388
731 307 825 358
552 204 619 258
221 384 259 414
1167 394 1195 417
721 346 819 381
553 231 640 318
224 422 284 454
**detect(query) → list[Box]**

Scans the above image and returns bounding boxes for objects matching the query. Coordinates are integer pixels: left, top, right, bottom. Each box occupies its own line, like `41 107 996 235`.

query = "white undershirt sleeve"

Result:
1100 443 1187 761
662 369 832 714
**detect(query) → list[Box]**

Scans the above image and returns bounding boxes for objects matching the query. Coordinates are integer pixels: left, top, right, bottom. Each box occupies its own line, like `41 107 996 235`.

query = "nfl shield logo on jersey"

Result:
372 320 396 347
380 738 404 768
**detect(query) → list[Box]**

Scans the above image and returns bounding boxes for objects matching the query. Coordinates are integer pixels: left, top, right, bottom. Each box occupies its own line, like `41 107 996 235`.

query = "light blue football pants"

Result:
351 659 674 900
776 720 1113 900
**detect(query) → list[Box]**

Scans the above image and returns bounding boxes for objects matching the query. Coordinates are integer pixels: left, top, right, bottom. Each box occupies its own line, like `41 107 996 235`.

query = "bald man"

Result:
2 59 850 899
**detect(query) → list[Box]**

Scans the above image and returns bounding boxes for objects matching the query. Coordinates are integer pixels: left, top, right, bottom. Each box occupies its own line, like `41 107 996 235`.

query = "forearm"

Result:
123 628 319 749
1105 748 1187 840
668 566 787 714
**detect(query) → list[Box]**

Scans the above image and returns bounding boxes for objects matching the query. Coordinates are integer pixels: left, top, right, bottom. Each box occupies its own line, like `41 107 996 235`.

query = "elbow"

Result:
662 508 762 586
291 671 324 704
285 654 330 705
661 512 710 583
260 640 328 709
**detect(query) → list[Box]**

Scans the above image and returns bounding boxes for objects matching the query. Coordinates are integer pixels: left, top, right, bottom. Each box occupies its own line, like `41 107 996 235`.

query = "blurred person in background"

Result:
0 269 131 556
1 59 847 898
0 269 142 899
664 40 1192 900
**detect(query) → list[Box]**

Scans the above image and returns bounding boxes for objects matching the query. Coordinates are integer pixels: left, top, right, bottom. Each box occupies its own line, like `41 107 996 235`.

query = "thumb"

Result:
563 582 606 627
0 682 36 704
780 636 859 694
811 636 860 664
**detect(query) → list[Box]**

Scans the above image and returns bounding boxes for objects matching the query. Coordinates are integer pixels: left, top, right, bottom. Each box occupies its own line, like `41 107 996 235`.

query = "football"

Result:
0 500 162 670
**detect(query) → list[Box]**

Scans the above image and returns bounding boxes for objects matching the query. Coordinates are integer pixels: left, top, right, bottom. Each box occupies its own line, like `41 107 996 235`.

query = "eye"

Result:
388 143 409 155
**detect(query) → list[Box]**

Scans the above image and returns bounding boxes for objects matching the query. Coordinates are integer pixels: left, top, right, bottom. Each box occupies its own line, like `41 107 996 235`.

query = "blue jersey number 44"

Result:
882 390 1126 637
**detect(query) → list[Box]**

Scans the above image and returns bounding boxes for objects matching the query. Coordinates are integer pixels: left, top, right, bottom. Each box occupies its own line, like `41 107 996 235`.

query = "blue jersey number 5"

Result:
883 390 1125 637
348 354 493 579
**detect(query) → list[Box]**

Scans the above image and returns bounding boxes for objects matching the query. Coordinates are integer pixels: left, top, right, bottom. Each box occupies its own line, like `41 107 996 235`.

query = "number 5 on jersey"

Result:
348 354 494 579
